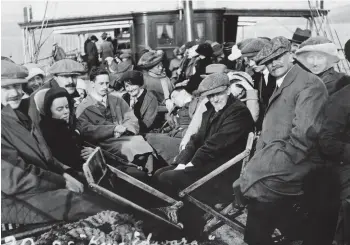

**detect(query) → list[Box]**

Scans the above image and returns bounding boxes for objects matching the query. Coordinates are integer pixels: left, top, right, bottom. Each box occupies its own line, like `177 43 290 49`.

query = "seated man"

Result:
76 68 158 176
1 61 120 225
154 73 254 199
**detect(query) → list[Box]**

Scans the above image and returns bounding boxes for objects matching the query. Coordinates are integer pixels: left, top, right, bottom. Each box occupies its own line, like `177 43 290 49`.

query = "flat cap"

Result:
200 64 227 78
196 73 230 97
212 42 224 57
48 58 86 75
254 36 291 65
241 38 270 58
1 60 29 86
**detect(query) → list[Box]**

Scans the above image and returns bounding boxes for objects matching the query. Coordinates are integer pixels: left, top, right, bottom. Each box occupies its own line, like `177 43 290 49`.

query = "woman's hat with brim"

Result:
196 43 214 58
1 60 29 86
195 73 230 97
26 67 45 81
228 44 242 61
48 59 86 76
137 50 164 70
289 28 312 44
295 41 340 69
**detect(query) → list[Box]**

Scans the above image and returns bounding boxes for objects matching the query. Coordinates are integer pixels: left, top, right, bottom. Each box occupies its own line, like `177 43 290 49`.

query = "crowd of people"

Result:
1 27 350 245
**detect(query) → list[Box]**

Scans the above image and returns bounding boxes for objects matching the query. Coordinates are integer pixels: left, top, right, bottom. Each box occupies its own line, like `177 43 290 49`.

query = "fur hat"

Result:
241 38 270 58
137 50 164 70
254 36 291 65
1 60 29 86
196 43 214 58
196 73 230 97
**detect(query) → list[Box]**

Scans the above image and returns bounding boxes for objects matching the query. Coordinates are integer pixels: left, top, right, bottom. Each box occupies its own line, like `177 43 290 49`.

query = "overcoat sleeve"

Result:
319 92 350 164
142 92 158 129
76 108 116 142
1 137 66 195
281 79 327 164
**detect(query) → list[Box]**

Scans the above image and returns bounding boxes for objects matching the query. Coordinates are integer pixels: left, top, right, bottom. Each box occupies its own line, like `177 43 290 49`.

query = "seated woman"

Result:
37 87 94 172
145 87 197 164
121 70 158 134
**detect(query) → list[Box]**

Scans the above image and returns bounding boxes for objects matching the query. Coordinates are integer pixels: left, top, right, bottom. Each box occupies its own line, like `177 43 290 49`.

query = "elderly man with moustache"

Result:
233 36 328 245
154 72 254 239
28 59 86 126
1 60 121 225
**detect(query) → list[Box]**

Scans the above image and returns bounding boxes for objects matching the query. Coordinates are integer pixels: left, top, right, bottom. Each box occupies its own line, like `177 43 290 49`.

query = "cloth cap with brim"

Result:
196 43 214 58
200 64 227 78
295 42 341 69
1 60 29 86
289 28 312 44
196 73 230 97
228 45 242 61
26 67 45 81
254 36 291 65
212 42 224 57
227 71 254 87
137 50 164 70
241 38 270 58
237 38 256 50
49 59 86 76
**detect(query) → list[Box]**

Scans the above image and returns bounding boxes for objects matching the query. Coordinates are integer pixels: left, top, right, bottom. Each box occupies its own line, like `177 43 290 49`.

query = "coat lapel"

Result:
265 65 299 113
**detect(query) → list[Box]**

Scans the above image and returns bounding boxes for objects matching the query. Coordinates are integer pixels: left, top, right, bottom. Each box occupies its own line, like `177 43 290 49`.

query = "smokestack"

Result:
320 0 324 9
183 0 194 42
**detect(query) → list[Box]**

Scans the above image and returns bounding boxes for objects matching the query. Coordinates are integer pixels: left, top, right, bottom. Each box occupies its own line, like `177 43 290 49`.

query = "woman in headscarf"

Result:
37 87 94 171
121 70 158 134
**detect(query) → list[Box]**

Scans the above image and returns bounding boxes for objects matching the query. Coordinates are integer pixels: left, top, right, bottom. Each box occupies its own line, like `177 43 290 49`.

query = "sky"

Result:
1 0 350 63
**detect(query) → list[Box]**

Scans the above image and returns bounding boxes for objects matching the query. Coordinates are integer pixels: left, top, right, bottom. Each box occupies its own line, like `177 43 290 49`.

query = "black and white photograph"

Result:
1 0 350 244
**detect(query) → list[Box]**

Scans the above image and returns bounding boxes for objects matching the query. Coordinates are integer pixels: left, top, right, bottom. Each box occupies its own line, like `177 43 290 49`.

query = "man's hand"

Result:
63 173 84 193
81 147 94 160
174 164 186 170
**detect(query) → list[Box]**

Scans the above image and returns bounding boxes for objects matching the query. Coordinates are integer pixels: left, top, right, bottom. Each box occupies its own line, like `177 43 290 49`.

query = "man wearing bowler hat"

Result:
1 60 121 225
289 27 312 53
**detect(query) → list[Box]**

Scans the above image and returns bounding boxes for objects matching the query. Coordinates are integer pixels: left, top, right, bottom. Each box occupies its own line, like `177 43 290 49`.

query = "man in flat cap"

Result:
28 58 86 125
154 72 254 237
1 61 119 225
234 36 328 244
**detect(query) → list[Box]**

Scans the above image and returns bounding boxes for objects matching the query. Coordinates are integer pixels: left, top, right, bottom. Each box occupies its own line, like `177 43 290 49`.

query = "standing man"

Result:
234 37 328 245
85 35 99 72
1 61 120 225
28 59 85 125
289 28 311 53
100 32 115 66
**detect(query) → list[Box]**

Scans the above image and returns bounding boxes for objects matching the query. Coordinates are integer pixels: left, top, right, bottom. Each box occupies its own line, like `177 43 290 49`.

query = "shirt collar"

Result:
276 67 293 88
90 91 107 106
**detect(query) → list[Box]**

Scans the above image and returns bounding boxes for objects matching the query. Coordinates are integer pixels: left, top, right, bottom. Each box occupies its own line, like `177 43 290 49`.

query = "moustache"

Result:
7 96 22 102
65 83 76 88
